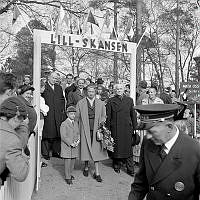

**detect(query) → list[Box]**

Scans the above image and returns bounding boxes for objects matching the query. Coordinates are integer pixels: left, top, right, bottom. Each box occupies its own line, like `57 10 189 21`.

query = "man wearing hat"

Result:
60 106 79 185
128 104 200 200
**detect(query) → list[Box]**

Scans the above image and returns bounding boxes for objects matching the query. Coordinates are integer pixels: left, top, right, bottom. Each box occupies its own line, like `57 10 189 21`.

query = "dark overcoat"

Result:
106 95 137 158
128 133 200 200
42 83 65 139
76 98 108 162
67 88 86 107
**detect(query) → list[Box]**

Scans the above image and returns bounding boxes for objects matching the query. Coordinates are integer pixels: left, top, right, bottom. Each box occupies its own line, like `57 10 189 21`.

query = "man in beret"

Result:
128 104 200 200
0 97 30 184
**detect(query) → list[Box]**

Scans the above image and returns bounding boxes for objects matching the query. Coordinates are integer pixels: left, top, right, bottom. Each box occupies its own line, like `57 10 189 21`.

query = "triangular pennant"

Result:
109 28 117 40
12 5 21 24
87 11 99 27
55 5 66 36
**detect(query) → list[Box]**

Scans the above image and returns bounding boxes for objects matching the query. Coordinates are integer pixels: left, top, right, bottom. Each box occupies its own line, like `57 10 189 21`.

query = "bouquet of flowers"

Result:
96 123 115 152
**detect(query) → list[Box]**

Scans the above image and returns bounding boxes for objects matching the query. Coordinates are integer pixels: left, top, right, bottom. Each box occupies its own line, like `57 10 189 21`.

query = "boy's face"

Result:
67 112 76 120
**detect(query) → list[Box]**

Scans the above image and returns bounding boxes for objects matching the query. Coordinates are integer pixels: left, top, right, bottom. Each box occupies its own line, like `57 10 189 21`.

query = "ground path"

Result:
31 158 137 200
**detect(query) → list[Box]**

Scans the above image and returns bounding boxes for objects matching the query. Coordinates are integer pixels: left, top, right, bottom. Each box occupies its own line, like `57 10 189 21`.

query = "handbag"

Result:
132 131 140 146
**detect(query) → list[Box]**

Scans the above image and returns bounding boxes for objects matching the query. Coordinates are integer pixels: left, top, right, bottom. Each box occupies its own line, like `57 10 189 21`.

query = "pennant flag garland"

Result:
87 11 99 27
12 4 21 24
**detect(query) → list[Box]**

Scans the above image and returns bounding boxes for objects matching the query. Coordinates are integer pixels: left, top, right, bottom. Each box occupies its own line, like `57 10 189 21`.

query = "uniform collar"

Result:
164 127 179 154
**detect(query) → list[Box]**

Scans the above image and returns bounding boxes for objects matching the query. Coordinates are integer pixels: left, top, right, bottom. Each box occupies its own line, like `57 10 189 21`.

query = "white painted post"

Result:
130 45 137 103
194 103 197 138
33 29 41 191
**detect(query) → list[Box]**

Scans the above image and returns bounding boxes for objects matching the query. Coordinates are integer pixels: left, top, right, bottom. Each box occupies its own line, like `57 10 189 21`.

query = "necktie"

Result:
159 144 167 161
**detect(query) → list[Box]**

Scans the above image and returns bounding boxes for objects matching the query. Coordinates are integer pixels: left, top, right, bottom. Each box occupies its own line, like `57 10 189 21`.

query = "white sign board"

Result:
34 29 135 54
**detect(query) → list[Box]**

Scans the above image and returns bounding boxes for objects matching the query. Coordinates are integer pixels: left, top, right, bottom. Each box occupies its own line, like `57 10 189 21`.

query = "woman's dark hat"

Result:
0 97 27 118
134 104 179 130
66 106 76 113
18 85 35 95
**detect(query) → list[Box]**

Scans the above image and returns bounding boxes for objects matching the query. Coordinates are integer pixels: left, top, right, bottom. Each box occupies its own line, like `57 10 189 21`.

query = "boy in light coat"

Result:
60 106 80 185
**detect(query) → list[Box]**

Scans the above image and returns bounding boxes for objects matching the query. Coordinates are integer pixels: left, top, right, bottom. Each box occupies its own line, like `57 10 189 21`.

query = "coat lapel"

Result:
147 141 161 175
151 134 182 185
46 82 54 93
93 99 101 132
111 95 123 112
80 98 92 149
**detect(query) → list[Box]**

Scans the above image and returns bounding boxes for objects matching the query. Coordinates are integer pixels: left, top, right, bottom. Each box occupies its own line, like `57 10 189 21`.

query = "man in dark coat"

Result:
64 74 77 106
106 84 137 176
128 104 200 200
67 78 86 107
42 72 66 159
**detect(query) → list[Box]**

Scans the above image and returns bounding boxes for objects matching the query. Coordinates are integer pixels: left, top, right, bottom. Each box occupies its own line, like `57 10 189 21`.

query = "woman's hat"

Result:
66 106 76 113
0 97 27 118
18 85 35 95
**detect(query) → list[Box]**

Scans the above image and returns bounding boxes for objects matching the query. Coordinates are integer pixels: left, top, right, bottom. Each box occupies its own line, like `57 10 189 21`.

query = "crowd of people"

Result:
0 70 200 199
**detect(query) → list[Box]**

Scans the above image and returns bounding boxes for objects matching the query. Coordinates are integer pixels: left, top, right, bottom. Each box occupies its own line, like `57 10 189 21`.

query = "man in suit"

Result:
67 78 86 107
42 71 66 159
128 104 200 200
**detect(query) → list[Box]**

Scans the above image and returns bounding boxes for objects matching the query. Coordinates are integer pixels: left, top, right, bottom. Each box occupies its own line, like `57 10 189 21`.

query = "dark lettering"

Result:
111 41 116 50
58 35 61 44
117 42 121 52
51 34 55 44
90 39 96 48
122 43 128 53
83 38 88 47
69 36 73 46
98 40 104 50
63 36 67 45
104 41 110 50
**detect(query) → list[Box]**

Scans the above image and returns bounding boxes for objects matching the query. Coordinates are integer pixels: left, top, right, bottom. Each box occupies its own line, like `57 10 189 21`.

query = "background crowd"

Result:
0 70 199 187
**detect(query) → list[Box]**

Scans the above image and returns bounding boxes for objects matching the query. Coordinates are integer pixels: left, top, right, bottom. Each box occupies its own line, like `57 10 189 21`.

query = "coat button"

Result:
166 193 171 197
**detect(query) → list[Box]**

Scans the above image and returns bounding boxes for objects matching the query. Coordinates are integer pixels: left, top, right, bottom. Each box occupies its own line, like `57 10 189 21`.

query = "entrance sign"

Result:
33 29 137 190
180 82 200 98
34 30 135 54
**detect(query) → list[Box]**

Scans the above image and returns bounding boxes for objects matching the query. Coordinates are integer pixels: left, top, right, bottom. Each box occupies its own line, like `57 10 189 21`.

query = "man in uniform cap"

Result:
128 104 200 200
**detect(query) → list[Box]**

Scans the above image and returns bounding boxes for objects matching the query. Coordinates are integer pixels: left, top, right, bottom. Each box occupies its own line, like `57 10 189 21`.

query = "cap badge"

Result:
174 182 184 192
